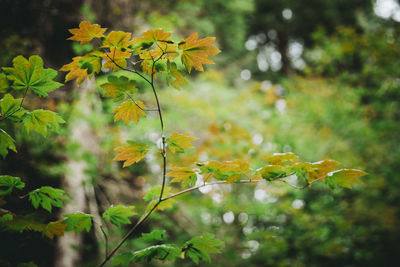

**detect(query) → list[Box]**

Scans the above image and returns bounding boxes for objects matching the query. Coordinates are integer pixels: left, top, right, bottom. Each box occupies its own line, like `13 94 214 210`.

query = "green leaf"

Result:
0 175 25 196
0 93 27 121
63 212 94 233
257 165 291 181
29 186 69 212
139 229 167 243
102 205 136 227
0 213 13 224
22 109 65 136
2 55 63 97
0 129 16 158
0 73 9 93
3 215 45 233
111 252 135 267
133 244 180 262
182 234 223 264
101 75 137 102
43 219 67 239
325 169 367 189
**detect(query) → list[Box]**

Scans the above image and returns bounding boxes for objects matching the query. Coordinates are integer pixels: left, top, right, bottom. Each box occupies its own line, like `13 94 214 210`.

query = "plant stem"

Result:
0 87 28 121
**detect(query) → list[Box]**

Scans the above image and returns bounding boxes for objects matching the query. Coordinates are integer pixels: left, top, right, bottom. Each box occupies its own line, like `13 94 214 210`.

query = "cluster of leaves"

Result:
111 229 223 266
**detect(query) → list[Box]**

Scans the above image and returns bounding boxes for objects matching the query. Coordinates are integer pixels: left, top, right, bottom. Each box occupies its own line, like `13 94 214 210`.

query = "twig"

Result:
0 87 29 121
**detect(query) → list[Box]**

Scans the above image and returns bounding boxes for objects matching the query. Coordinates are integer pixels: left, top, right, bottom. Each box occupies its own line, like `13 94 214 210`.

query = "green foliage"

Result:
22 109 65 136
138 229 167 243
0 129 16 158
0 93 26 121
102 205 136 227
29 186 69 212
2 55 62 97
325 169 367 189
63 212 94 233
182 234 223 264
0 175 25 196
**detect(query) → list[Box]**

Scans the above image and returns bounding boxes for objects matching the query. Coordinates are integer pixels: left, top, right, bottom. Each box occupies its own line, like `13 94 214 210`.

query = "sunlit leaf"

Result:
102 205 136 227
133 29 172 44
166 132 197 154
101 75 137 102
325 169 367 189
182 233 223 264
0 93 26 121
0 129 16 158
144 186 175 212
167 167 197 187
43 219 67 239
3 55 62 97
178 33 220 73
268 152 300 166
113 141 149 167
22 110 65 137
102 47 131 71
112 99 146 124
29 186 69 212
67 21 107 45
199 160 250 183
63 212 94 233
133 244 180 262
0 175 25 197
257 165 290 181
102 31 133 50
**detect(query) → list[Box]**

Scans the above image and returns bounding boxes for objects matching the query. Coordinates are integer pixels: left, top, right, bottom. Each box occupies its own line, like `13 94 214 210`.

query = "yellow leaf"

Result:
167 167 197 187
113 142 149 167
133 29 172 44
102 47 132 71
168 63 188 89
60 56 89 84
268 152 300 166
167 132 197 154
67 21 107 45
112 100 146 124
102 31 134 50
178 33 220 73
44 219 67 239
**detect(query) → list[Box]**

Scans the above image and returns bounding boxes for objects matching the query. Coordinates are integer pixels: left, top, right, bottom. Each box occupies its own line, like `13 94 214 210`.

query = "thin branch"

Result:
99 224 109 259
0 87 29 121
125 93 158 112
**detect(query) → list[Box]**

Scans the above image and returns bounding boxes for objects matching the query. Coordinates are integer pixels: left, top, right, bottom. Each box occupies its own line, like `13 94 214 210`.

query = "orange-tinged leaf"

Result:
167 132 197 154
167 167 197 187
60 56 89 84
102 31 134 50
44 219 67 239
112 100 146 124
113 142 149 167
268 152 300 166
325 169 367 189
133 29 172 44
178 33 220 73
67 21 107 45
102 47 131 71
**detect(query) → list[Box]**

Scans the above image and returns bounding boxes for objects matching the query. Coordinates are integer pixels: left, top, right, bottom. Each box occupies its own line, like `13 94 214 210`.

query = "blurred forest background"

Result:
1 0 400 266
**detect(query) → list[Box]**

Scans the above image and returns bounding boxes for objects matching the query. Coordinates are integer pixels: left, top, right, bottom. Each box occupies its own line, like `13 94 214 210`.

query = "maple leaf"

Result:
143 186 176 212
102 31 133 50
102 47 132 70
257 165 290 181
3 55 62 97
133 29 172 44
0 129 16 158
200 160 250 183
139 229 167 243
67 21 107 45
0 94 27 121
44 219 67 239
166 132 197 154
60 51 102 84
167 62 188 89
102 205 136 227
0 175 25 197
113 141 149 167
182 234 223 264
101 75 137 102
63 212 94 233
167 167 197 187
112 100 146 124
22 110 65 137
268 152 300 166
325 169 367 189
178 33 220 73
29 186 69 212
0 73 9 92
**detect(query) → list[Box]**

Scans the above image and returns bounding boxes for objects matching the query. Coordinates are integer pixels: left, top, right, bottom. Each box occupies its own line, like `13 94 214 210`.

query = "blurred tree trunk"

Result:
55 78 102 267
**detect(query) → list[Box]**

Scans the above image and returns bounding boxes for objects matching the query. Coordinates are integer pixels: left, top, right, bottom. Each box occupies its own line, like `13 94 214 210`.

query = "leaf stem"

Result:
0 87 29 122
